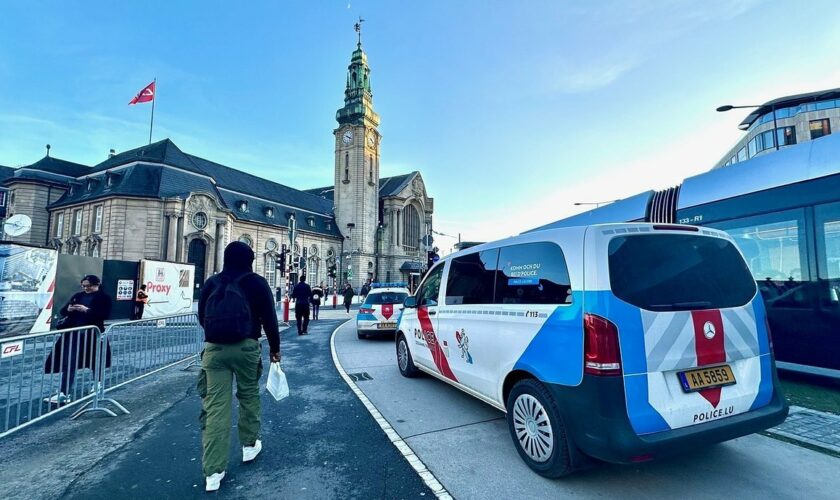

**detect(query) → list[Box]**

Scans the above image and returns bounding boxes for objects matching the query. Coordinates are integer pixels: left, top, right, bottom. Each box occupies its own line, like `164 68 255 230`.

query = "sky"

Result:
2 0 840 254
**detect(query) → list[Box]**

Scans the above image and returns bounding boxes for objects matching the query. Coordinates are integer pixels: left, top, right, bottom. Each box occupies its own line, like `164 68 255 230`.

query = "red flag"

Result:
129 81 155 105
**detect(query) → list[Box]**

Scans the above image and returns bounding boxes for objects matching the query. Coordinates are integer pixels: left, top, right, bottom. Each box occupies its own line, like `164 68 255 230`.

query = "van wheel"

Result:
396 334 419 378
506 379 572 478
357 331 366 339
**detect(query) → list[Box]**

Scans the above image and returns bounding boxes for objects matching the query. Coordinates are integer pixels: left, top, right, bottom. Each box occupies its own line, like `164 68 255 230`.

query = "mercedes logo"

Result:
703 321 716 340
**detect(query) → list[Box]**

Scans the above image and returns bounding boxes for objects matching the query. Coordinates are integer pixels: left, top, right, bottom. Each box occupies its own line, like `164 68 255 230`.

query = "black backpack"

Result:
203 273 254 344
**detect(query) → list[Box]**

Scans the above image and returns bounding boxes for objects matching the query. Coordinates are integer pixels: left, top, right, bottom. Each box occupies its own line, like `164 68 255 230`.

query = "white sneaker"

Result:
205 471 225 492
243 439 262 462
43 392 72 405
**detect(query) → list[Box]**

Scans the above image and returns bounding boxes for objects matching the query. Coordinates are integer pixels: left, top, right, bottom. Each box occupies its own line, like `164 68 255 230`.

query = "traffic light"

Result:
328 264 336 278
427 250 440 269
278 250 287 277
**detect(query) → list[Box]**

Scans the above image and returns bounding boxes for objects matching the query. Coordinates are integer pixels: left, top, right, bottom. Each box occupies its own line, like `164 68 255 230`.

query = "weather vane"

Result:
354 16 365 46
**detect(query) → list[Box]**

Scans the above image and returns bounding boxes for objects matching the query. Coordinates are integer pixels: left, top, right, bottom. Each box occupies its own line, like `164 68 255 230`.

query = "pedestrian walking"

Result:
197 241 282 492
291 276 312 334
360 281 371 304
343 283 355 314
133 284 148 320
311 282 324 321
43 275 113 404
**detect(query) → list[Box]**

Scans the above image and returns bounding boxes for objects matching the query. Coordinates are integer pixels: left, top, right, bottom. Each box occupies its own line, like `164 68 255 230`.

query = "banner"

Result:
0 244 58 337
139 260 195 316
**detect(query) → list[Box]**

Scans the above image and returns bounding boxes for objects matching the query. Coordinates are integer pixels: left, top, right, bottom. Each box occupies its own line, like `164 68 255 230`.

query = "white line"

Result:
329 321 453 500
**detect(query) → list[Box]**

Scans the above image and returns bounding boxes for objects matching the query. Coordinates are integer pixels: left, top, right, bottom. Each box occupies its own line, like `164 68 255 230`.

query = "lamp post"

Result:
717 103 778 150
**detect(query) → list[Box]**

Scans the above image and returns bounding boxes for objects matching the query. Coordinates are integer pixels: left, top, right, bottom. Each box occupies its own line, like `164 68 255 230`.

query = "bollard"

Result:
332 292 337 309
283 295 290 322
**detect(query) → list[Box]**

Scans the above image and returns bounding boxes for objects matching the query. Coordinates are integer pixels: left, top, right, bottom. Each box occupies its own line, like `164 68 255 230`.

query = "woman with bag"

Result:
310 282 324 321
43 275 113 405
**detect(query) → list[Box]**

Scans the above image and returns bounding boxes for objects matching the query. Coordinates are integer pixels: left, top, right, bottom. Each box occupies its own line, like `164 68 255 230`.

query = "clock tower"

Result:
334 21 381 286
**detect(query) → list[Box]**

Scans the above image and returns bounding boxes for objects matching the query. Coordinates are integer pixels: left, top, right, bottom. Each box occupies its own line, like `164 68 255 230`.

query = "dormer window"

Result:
238 200 249 213
86 179 97 192
326 222 332 231
307 216 315 227
264 207 274 218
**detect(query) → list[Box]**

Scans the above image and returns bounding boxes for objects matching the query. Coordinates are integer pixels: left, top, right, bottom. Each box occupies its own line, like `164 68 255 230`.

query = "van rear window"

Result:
608 234 756 311
366 292 408 305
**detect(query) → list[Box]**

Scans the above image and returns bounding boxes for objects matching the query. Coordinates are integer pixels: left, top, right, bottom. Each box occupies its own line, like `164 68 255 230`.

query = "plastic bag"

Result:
266 363 289 401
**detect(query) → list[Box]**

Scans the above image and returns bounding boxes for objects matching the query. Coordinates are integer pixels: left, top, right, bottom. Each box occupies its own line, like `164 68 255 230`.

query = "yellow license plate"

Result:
378 322 397 329
678 364 736 393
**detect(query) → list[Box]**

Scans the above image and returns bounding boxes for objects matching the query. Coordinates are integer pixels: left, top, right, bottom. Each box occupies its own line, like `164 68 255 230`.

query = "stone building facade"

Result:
0 36 433 295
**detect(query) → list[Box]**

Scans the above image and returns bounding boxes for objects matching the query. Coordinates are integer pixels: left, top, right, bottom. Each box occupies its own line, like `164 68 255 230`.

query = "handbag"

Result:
266 363 289 401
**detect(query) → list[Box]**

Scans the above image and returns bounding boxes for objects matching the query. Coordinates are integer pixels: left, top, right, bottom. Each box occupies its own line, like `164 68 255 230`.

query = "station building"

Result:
0 37 434 296
714 88 840 169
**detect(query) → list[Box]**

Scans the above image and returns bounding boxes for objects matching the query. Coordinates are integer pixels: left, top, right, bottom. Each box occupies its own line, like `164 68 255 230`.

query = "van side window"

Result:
496 242 572 305
445 249 499 305
417 263 445 307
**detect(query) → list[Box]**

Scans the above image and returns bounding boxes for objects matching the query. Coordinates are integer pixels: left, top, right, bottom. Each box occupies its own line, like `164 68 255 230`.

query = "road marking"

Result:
330 321 453 500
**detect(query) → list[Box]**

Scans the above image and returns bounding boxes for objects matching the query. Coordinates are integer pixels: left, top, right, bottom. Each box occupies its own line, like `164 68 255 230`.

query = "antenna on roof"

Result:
45 144 51 157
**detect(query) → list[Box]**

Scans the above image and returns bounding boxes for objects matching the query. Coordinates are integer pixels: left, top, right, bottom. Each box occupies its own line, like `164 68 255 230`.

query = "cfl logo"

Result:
1 341 24 358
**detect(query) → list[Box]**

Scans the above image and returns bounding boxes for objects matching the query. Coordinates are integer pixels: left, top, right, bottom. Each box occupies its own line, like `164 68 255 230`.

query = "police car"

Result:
356 283 410 339
395 223 789 477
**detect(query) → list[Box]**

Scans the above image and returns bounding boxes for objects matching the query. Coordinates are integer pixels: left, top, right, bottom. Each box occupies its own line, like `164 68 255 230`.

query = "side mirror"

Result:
403 296 418 308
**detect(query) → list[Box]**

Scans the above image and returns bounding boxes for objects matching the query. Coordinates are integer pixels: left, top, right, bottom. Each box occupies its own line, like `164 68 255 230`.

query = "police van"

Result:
356 283 410 339
395 223 789 477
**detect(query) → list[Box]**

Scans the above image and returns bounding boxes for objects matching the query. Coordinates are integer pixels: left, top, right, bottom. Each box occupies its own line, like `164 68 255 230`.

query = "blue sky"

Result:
2 0 839 252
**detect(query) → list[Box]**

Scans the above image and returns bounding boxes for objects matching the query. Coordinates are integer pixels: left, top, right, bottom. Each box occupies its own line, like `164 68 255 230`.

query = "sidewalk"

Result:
0 317 432 500
767 406 840 455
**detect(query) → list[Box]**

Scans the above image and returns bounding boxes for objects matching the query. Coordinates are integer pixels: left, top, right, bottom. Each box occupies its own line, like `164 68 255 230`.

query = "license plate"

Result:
678 364 736 393
378 322 397 329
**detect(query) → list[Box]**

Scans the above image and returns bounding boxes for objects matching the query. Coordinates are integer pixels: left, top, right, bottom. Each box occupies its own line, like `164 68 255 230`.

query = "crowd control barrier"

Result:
1 325 107 437
1 313 204 438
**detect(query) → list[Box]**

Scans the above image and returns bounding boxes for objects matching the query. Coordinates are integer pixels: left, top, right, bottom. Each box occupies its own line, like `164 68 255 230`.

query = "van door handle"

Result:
428 310 437 316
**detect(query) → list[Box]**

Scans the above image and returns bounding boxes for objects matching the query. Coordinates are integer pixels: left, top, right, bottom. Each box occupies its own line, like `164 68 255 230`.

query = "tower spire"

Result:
354 16 365 48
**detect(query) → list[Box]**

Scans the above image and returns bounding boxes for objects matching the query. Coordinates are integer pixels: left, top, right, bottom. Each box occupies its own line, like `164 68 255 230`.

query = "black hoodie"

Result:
197 241 281 353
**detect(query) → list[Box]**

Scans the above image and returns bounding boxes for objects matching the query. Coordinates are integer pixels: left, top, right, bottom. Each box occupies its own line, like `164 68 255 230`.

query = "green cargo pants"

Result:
198 338 263 476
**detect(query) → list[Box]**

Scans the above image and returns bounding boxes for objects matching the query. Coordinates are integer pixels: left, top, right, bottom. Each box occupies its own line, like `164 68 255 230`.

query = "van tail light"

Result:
764 315 774 354
359 307 375 314
584 313 622 376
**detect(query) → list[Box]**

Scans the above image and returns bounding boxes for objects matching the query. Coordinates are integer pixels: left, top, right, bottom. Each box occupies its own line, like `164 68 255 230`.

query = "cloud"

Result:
549 56 641 93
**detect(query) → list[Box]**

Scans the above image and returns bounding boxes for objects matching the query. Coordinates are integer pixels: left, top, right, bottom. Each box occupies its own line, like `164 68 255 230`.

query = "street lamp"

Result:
717 103 778 150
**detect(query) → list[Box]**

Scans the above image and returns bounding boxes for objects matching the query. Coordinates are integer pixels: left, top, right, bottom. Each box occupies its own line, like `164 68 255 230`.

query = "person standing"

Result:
44 275 113 404
133 284 148 320
197 241 281 492
360 281 371 304
310 282 324 321
342 283 355 314
291 276 312 334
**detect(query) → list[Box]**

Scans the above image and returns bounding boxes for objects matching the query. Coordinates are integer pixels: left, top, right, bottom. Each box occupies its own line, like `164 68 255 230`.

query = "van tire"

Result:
396 334 419 378
357 331 366 339
506 379 572 478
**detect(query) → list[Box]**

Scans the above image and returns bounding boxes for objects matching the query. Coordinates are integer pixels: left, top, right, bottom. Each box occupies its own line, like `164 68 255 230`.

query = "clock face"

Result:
342 130 353 145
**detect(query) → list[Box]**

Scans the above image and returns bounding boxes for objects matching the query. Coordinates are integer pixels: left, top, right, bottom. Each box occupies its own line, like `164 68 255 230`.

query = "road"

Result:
332 320 840 500
52 316 433 499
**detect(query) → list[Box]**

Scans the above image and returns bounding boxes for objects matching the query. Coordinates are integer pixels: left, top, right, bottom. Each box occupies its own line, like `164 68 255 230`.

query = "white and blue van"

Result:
395 223 788 477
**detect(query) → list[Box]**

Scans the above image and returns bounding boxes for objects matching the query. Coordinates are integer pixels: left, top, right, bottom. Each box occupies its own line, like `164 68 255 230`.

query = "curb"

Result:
329 321 453 500
766 405 840 455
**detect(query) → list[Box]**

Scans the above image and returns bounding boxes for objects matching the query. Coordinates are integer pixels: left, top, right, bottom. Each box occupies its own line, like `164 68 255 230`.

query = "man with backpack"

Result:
290 275 312 335
197 241 281 492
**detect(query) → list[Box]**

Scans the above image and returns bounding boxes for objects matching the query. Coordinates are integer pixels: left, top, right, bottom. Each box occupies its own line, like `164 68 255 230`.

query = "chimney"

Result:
109 149 116 158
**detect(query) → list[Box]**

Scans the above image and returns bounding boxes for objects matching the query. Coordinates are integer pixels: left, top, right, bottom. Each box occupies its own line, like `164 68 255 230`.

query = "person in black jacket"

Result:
291 276 312 335
43 274 113 405
197 241 281 492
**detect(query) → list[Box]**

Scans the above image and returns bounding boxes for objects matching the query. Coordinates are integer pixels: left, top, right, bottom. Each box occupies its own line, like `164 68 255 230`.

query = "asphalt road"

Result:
56 317 433 499
332 321 840 500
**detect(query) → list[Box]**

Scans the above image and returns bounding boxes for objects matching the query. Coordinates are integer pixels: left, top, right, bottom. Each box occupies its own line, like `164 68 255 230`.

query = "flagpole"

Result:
149 77 156 144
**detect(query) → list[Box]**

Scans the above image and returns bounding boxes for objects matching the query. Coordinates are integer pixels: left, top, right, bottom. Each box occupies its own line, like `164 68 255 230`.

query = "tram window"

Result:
823 220 840 279
737 147 748 162
721 219 805 281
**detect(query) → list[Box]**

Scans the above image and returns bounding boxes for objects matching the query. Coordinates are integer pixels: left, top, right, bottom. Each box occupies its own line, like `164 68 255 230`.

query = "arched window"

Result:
369 158 373 183
402 205 421 250
344 153 350 182
264 254 277 288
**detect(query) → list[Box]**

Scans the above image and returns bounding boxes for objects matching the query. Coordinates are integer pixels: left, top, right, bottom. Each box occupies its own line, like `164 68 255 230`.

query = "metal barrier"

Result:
1 313 204 438
1 325 105 438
